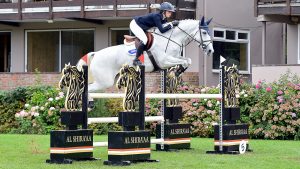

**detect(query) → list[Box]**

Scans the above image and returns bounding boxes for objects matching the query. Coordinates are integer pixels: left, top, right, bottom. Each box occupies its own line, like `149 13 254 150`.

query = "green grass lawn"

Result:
0 134 299 169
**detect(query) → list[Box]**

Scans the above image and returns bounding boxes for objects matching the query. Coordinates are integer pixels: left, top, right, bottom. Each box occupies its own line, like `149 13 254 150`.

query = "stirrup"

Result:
133 59 142 66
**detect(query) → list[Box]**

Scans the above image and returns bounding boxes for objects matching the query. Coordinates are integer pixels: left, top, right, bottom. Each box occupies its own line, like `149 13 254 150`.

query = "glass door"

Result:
0 32 11 72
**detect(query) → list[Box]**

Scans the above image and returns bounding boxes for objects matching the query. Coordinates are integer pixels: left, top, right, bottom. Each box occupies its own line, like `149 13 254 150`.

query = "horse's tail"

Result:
77 52 95 68
77 52 96 84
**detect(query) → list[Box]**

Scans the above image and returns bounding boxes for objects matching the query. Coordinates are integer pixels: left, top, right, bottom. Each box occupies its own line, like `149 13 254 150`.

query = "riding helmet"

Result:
159 2 176 12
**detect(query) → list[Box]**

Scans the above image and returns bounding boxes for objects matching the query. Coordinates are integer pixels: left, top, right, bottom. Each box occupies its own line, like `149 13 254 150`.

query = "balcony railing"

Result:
0 0 196 21
255 0 300 16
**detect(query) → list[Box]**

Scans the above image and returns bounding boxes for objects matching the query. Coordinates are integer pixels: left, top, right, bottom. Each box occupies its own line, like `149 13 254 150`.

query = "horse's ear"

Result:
200 16 205 26
206 18 213 25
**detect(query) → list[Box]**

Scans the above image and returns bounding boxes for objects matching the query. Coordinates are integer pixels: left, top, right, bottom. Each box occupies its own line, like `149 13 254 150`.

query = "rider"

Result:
129 2 179 66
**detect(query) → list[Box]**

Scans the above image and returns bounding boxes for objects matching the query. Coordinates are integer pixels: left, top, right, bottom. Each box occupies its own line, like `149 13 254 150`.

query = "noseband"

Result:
153 24 212 53
198 26 213 51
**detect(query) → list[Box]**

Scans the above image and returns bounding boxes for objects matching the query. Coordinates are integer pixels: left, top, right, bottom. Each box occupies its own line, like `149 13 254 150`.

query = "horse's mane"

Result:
154 19 199 35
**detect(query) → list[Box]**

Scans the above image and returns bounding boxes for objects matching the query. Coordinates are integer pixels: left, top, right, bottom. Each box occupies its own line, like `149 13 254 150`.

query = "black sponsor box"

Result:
47 129 93 163
106 131 151 163
156 123 191 151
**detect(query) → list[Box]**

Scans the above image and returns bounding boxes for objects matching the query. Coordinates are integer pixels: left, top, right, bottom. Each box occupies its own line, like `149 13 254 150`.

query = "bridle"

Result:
153 23 213 53
198 26 213 51
176 26 212 51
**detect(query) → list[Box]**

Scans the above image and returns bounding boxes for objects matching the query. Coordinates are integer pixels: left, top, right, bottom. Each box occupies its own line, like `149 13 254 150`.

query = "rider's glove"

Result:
172 20 179 27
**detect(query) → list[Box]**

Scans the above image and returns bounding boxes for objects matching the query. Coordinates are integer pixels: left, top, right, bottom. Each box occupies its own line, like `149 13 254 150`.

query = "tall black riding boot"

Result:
133 42 146 66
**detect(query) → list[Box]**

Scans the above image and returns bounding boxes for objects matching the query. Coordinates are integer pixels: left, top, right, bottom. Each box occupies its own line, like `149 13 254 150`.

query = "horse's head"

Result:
59 63 84 89
59 63 74 89
197 17 214 56
116 65 129 89
174 17 214 56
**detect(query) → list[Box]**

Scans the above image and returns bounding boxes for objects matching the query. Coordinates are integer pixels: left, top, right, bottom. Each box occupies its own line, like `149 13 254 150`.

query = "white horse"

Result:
77 17 214 92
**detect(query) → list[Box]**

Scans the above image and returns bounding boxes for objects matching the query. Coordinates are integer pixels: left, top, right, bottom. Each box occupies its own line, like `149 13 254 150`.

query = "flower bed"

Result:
1 72 299 139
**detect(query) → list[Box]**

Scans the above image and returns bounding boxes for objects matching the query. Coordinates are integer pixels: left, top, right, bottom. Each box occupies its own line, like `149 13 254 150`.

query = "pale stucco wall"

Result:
252 64 300 83
287 24 298 64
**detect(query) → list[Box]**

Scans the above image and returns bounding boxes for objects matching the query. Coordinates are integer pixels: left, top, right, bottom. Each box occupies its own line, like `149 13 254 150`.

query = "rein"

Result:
153 29 182 51
153 25 212 53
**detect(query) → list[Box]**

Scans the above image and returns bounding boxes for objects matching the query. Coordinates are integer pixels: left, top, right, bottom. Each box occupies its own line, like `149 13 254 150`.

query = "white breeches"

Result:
129 19 148 45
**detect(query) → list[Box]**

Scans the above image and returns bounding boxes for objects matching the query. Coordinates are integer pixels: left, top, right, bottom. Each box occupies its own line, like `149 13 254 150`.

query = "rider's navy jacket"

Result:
134 12 172 33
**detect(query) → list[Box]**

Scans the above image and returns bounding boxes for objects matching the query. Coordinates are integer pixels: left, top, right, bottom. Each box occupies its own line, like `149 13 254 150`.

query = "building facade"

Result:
253 0 300 83
256 0 300 64
196 0 284 85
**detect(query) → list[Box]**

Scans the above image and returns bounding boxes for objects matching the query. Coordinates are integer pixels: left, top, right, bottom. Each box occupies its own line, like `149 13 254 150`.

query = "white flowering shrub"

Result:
14 87 65 134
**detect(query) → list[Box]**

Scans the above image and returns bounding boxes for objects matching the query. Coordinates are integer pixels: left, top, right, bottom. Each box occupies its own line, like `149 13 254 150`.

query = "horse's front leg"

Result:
160 56 191 69
171 55 192 67
162 56 192 76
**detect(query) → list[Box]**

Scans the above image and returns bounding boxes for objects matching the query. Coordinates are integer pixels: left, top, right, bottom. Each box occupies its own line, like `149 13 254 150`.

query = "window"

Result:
109 28 130 46
27 31 59 72
26 29 94 72
214 30 224 38
212 28 250 73
61 30 94 69
238 32 248 40
0 32 11 72
225 30 235 40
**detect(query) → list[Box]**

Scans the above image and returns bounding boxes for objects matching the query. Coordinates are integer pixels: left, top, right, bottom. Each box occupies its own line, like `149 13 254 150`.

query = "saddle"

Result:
124 32 154 50
124 32 161 71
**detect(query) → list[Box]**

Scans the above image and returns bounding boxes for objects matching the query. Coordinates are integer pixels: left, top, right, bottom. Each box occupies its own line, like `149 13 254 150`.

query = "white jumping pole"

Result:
147 93 222 99
150 138 164 144
88 117 118 124
89 93 222 99
88 116 164 124
93 142 108 147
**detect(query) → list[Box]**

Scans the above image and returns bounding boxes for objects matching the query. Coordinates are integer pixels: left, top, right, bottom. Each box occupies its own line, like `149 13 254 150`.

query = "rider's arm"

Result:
154 15 172 33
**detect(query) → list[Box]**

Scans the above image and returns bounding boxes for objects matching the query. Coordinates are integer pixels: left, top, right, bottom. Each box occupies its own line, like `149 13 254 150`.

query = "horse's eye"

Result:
202 31 207 35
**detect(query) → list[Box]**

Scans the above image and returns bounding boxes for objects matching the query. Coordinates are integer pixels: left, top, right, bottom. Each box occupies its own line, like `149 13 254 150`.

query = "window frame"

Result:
25 28 95 72
212 28 251 74
109 27 130 46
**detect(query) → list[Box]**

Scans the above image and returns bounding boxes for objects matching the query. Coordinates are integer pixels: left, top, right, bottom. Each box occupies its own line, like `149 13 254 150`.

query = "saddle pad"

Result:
128 49 137 56
124 40 137 56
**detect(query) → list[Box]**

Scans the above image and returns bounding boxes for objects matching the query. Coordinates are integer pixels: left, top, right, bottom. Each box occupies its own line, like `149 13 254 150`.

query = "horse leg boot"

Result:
133 42 145 66
175 65 188 77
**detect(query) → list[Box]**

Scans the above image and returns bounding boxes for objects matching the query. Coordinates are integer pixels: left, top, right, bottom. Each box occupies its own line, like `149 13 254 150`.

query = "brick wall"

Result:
0 72 199 92
0 72 62 91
